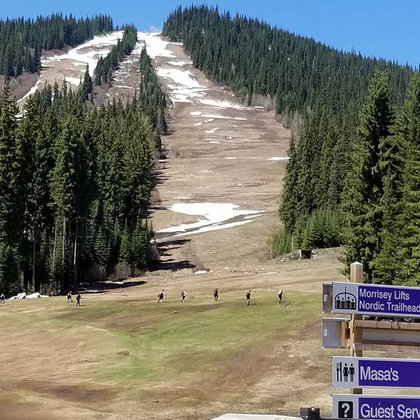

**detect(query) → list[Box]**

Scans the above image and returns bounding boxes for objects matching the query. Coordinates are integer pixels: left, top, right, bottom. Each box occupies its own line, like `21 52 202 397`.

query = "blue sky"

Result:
2 1 419 67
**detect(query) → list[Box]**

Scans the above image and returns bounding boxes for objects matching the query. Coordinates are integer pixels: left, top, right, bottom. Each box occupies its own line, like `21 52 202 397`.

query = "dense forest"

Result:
94 25 137 85
0 44 167 296
163 6 420 284
0 14 113 77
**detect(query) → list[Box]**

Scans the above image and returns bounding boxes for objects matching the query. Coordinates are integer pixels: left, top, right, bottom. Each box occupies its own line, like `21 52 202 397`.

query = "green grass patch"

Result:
0 292 320 388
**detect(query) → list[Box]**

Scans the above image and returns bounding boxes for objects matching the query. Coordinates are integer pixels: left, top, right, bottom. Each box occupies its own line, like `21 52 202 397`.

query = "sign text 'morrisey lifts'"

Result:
332 356 420 389
333 394 420 420
331 282 420 318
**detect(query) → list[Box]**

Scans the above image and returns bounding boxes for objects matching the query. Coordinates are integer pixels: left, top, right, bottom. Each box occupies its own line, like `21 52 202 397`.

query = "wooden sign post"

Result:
349 262 363 395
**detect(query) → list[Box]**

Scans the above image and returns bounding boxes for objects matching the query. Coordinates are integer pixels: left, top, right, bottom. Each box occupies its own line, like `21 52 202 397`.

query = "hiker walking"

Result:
213 288 219 301
278 289 283 303
157 289 165 303
76 293 82 306
181 289 187 302
0 293 5 303
67 291 73 303
246 290 251 306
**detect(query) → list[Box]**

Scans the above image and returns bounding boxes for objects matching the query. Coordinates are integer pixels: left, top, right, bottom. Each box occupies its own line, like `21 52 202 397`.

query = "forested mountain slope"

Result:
0 14 113 77
0 29 167 295
163 6 412 117
163 6 420 285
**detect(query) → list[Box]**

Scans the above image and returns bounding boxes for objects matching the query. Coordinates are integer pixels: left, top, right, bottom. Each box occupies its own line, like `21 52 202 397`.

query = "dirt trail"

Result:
147 35 291 281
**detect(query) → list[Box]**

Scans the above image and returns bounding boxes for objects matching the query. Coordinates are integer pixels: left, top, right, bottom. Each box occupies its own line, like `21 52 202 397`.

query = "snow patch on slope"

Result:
20 31 124 105
157 203 262 237
200 99 245 110
43 31 124 76
138 32 207 103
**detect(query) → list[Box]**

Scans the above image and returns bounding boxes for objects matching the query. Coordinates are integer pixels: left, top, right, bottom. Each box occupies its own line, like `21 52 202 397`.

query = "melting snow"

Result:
155 68 202 88
201 114 248 121
168 60 188 67
137 32 208 103
9 292 48 300
267 157 290 161
64 76 81 86
21 31 124 105
157 202 261 237
205 128 219 134
137 32 175 59
43 31 124 76
200 99 244 109
156 67 207 102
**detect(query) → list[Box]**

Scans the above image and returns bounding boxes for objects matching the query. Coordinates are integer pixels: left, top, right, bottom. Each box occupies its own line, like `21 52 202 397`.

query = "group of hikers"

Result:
158 288 221 303
1 288 284 307
66 292 82 306
157 288 284 305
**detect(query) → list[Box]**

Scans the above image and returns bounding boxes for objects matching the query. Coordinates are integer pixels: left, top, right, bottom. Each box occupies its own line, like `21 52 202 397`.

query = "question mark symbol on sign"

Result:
342 403 350 418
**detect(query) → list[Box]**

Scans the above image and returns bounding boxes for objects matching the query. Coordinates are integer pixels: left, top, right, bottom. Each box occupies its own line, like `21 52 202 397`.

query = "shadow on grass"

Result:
150 238 196 272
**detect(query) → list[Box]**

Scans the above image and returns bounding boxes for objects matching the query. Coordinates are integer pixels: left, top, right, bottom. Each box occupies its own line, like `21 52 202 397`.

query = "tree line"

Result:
163 5 420 284
94 25 137 85
342 71 420 285
0 14 113 77
0 44 167 296
163 6 412 117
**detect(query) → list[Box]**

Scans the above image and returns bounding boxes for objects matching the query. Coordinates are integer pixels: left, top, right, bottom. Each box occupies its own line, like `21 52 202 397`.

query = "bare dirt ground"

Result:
0 35 350 419
0 73 39 100
150 41 290 273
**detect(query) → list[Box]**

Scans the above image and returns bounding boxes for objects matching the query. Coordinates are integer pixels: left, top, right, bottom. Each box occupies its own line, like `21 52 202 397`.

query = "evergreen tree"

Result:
0 83 19 293
396 74 420 284
343 71 393 281
81 65 93 101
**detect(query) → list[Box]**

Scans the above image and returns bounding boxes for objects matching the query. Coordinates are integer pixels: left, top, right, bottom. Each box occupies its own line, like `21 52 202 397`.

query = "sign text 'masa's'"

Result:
333 356 420 389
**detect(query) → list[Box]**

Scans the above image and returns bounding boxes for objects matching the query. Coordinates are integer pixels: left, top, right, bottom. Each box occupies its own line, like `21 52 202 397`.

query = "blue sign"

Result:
333 394 420 419
333 357 420 389
332 282 420 318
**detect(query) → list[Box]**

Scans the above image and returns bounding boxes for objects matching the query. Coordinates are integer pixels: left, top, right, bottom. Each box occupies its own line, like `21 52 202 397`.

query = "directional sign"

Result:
327 282 420 318
333 394 420 420
333 356 420 389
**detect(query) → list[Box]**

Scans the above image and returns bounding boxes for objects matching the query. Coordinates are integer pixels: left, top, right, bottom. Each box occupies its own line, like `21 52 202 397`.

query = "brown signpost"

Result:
323 262 420 419
349 262 363 395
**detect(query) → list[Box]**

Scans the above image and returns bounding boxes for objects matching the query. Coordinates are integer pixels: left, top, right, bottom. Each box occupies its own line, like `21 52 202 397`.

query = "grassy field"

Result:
0 289 328 419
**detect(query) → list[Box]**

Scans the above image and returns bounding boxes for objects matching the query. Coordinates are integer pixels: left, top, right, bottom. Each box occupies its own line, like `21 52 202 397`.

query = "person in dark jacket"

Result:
246 290 251 306
213 288 219 301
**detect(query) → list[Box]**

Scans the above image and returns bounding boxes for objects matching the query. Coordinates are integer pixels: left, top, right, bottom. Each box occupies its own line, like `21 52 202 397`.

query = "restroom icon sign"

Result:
332 357 360 388
335 359 356 385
